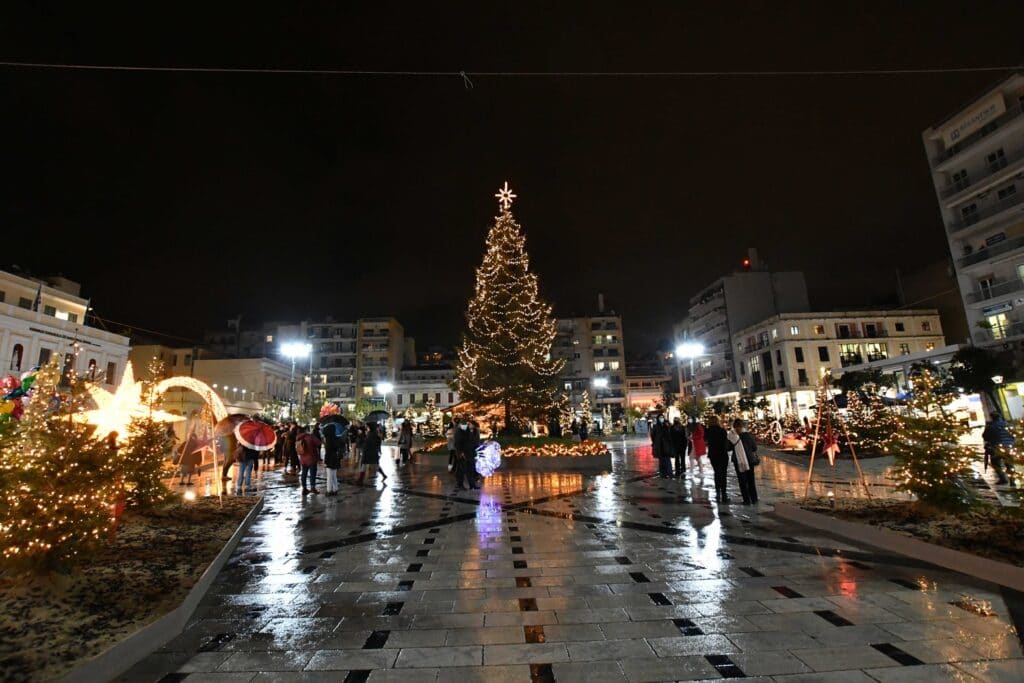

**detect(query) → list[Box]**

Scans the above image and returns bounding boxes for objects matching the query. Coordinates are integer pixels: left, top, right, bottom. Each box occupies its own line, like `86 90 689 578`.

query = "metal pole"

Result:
288 356 296 419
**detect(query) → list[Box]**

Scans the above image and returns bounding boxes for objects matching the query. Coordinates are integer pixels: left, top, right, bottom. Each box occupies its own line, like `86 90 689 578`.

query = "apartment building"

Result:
734 310 945 418
922 73 1024 346
1 269 128 386
551 295 626 418
672 250 809 401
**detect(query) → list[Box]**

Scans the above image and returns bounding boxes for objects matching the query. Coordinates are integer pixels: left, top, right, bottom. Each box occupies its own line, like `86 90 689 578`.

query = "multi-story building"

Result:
1 269 128 386
393 366 459 411
202 319 284 359
672 250 809 401
734 310 946 418
551 295 626 418
922 73 1024 346
624 357 671 414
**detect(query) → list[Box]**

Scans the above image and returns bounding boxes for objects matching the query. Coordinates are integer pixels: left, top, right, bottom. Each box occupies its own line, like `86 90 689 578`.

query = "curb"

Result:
773 502 1024 591
60 495 265 683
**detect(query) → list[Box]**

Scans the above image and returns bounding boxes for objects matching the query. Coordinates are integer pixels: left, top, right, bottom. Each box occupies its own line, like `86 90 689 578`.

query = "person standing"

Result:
446 422 457 474
357 421 387 485
322 424 342 496
689 419 706 476
670 417 689 478
651 415 674 478
284 423 299 475
454 419 481 490
296 427 322 495
398 419 414 466
579 418 589 441
705 415 730 503
727 418 758 505
983 411 1016 485
234 443 258 495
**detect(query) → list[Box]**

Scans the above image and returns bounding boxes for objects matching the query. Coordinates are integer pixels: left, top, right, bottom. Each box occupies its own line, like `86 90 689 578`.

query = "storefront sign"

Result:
986 232 1006 247
983 301 1013 316
939 93 1006 146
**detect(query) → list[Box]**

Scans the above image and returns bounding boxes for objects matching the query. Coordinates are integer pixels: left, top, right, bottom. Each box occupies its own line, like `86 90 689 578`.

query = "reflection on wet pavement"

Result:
124 436 1024 682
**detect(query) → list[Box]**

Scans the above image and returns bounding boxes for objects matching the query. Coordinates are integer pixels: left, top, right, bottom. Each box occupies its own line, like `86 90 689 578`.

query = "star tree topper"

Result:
495 181 516 212
79 361 183 439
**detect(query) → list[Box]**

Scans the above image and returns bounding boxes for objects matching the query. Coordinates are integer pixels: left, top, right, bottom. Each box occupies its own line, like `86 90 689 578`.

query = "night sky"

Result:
3 3 1023 352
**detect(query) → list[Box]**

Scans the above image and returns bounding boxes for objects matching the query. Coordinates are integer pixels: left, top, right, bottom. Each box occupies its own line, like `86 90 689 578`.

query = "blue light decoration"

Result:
475 439 502 477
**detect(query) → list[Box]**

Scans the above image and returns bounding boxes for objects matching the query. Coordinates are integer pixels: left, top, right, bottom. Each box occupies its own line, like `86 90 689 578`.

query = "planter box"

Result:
773 502 1024 592
500 453 612 472
60 496 265 683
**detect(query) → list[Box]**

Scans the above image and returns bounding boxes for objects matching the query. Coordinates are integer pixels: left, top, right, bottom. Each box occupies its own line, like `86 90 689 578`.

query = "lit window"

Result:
608 361 620 370
790 326 799 335
922 321 932 332
813 325 825 334
594 362 606 371
772 329 778 339
266 335 274 342
925 342 935 351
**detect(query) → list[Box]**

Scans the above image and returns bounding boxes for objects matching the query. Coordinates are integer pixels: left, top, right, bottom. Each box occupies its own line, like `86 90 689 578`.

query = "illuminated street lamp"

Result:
675 341 705 400
282 342 312 419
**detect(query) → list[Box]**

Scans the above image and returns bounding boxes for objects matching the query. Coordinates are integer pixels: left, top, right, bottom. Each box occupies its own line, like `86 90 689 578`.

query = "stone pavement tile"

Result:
745 611 851 633
960 633 1024 660
382 628 447 647
955 659 1024 681
771 669 879 682
554 608 629 624
727 650 812 676
692 600 771 616
179 674 257 683
598 620 680 639
313 629 371 649
304 649 398 670
114 651 191 682
395 645 483 668
565 638 655 661
435 665 532 682
691 615 759 633
413 613 486 629
445 626 526 645
367 669 439 682
484 611 557 626
250 674 353 682
217 652 315 672
177 652 234 672
806 623 899 647
622 605 701 621
618 655 721 682
877 620 958 642
586 593 663 608
726 629 818 651
541 624 605 642
646 634 739 657
789 644 902 672
760 597 843 614
482 641 571 665
532 596 578 611
865 663 983 682
550 661 628 682
404 601 457 615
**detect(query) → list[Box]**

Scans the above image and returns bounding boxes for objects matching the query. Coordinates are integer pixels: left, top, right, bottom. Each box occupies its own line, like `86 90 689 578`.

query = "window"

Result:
422 393 428 403
988 312 1009 340
739 362 746 375
839 343 863 367
435 392 441 403
772 328 778 339
759 331 769 346
895 322 905 332
396 394 403 405
789 325 799 335
9 344 23 371
997 184 1017 200
813 325 825 335
921 321 932 332
794 347 804 363
979 276 995 300
593 335 603 344
43 305 56 317
594 362 606 371
66 313 77 323
865 343 888 361
925 342 935 351
798 369 809 386
61 353 75 384
362 385 373 396
608 361 620 370
171 354 178 366
87 358 97 379
775 349 782 365
952 168 970 192
988 149 1007 172
39 348 52 365
18 297 32 309
266 335 274 343
184 354 192 365
448 392 454 404
749 356 761 373
408 393 415 404
564 382 572 390
899 343 911 355
864 323 878 338
837 324 852 339
818 346 830 362
961 203 978 225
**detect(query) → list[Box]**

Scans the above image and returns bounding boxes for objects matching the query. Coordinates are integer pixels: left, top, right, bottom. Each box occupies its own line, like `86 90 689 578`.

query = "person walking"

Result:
705 415 730 503
670 417 689 478
982 411 1016 485
727 418 758 505
454 419 481 490
689 419 707 476
446 422 457 474
357 421 387 485
398 419 414 466
322 424 343 496
296 427 322 495
651 415 674 478
234 443 259 495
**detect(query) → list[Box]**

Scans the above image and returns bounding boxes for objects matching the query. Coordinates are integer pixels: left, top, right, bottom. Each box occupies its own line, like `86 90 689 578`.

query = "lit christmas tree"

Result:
455 183 564 430
849 392 902 454
556 392 573 436
118 360 174 509
892 369 975 509
579 389 592 430
423 397 443 437
0 359 118 572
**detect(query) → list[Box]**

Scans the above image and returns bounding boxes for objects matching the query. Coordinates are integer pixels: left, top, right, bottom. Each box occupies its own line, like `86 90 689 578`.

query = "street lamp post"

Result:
375 381 394 434
282 342 313 420
675 342 705 402
592 377 609 431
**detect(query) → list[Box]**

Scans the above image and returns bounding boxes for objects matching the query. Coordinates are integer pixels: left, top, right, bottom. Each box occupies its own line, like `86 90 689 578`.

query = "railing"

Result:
976 320 1024 343
866 353 889 362
744 340 769 353
958 233 1024 268
840 354 864 367
967 277 1024 303
949 189 1024 234
931 102 1024 165
939 145 1024 199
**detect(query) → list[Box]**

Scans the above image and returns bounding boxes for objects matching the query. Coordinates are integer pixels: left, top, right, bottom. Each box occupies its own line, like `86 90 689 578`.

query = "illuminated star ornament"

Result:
495 181 516 212
79 361 183 439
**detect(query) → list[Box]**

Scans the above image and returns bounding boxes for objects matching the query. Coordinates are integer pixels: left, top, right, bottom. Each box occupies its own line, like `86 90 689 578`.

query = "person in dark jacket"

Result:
670 417 689 478
357 422 387 485
454 419 481 490
398 419 414 465
322 424 344 496
704 415 731 502
651 415 674 478
982 411 1016 485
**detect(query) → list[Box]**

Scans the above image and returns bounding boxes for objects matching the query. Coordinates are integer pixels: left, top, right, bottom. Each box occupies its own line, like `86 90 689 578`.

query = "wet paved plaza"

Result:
127 438 1024 682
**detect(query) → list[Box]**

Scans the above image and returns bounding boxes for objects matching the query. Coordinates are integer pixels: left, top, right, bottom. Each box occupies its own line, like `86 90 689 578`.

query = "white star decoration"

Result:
495 181 517 211
78 361 183 440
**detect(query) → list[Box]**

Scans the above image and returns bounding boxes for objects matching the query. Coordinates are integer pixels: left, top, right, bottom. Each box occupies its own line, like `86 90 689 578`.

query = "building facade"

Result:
551 298 626 417
1 270 128 386
393 366 459 411
672 251 810 401
922 73 1024 346
734 310 945 418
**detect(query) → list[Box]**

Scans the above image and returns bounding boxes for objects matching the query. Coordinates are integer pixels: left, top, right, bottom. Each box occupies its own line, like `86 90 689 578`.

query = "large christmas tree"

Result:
455 183 564 430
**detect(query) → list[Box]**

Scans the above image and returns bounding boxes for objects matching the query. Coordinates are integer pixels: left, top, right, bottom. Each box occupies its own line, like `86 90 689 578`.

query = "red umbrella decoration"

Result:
234 419 277 451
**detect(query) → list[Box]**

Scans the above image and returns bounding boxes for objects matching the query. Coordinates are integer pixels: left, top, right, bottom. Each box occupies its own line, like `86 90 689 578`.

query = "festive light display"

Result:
892 369 975 508
579 390 592 427
455 183 564 427
423 397 444 438
845 391 901 454
154 376 228 422
319 402 341 418
502 440 610 457
475 440 503 476
79 362 183 440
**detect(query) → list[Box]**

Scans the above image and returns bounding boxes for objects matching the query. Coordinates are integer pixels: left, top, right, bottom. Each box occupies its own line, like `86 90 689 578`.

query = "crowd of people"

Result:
649 415 760 505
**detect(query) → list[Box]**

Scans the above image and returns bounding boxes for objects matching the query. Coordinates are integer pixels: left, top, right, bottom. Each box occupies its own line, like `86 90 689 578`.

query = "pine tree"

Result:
423 397 444 438
579 390 592 429
844 390 869 451
557 392 574 436
0 359 118 572
892 369 975 509
117 360 174 510
455 184 564 430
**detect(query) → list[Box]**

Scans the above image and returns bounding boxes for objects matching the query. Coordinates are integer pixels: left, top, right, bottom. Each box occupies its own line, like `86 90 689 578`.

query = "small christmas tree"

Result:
454 183 564 430
0 359 118 572
557 392 573 436
117 360 174 509
579 390 592 431
423 397 444 438
892 369 975 509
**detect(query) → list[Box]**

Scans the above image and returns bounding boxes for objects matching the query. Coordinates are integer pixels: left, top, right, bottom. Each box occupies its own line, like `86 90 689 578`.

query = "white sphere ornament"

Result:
475 440 502 477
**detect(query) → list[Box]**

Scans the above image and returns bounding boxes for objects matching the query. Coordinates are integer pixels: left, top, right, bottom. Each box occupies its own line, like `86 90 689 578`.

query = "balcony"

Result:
966 277 1024 304
958 233 1024 269
976 320 1024 344
840 353 864 368
743 340 768 353
939 145 1024 201
949 189 1024 234
931 102 1024 166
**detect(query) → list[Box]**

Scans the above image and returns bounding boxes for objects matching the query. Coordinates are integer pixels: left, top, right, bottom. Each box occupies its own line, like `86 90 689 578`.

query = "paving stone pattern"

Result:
123 437 1024 682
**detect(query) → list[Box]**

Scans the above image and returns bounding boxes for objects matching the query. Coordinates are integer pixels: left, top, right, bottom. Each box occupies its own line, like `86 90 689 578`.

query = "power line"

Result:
87 311 201 345
0 61 1019 77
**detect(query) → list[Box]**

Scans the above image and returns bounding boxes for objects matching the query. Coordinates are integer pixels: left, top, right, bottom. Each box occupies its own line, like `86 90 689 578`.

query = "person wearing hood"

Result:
651 414 674 478
670 417 689 478
357 421 387 485
982 411 1016 486
727 418 759 505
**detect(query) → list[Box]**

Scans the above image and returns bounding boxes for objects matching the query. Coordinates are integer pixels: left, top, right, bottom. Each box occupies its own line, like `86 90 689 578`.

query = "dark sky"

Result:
3 3 1023 352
